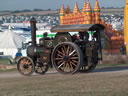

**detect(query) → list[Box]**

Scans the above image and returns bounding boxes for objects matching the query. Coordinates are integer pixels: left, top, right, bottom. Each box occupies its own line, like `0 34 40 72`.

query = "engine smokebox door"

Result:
40 54 50 63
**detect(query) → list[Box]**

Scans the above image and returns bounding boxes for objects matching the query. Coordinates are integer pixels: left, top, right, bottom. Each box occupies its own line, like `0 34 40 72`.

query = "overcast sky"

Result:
0 0 125 11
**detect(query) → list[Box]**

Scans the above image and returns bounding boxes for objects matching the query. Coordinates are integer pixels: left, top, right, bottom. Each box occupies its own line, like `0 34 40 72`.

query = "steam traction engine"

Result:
17 18 105 75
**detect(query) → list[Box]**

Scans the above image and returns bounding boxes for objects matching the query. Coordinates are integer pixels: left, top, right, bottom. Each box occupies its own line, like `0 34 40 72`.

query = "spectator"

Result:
120 42 127 54
15 48 22 60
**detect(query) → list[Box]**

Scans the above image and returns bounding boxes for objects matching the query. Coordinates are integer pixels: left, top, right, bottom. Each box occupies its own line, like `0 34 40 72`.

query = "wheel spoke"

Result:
66 62 70 72
72 52 77 57
22 59 26 62
69 46 72 54
70 61 77 67
26 60 31 65
20 60 25 65
65 62 68 72
62 62 66 71
69 62 73 72
72 60 78 64
56 50 64 56
69 50 76 56
57 54 63 58
19 62 24 67
63 45 67 55
66 45 70 55
55 58 63 60
70 57 78 60
58 62 65 69
28 67 32 72
57 60 63 65
26 60 29 64
20 67 25 72
61 47 66 55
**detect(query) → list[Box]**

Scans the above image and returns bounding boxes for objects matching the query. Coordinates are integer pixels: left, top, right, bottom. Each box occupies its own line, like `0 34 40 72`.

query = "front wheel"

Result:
52 42 83 75
17 57 35 76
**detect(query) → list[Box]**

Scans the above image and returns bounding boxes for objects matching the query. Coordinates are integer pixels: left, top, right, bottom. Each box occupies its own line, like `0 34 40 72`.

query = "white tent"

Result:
0 30 25 58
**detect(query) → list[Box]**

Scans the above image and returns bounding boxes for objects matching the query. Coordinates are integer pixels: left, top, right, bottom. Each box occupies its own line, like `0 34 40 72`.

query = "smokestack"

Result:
30 18 37 46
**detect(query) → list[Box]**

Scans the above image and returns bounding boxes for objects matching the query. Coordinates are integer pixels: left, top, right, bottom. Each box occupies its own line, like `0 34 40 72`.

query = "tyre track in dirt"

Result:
0 66 128 78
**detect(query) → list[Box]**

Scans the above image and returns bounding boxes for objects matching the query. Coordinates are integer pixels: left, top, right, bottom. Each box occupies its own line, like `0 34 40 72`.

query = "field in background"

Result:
0 58 16 71
0 8 124 16
0 58 10 65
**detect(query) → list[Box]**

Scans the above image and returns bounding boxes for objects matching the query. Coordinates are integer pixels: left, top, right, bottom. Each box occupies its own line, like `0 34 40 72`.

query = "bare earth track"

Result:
0 66 128 96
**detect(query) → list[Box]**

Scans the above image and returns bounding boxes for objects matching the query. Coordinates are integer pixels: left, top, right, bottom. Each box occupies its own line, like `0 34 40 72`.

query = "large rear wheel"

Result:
52 42 83 75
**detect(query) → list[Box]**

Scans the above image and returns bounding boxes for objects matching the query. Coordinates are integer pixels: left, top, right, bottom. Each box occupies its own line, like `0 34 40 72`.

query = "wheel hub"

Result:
23 64 29 69
63 56 69 61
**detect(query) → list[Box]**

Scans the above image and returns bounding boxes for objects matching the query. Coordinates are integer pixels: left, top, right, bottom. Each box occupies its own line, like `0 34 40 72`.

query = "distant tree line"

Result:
11 8 53 13
0 7 124 13
101 7 124 9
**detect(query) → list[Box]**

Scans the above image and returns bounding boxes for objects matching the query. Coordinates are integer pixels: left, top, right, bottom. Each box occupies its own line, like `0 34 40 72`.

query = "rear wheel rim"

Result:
52 42 83 74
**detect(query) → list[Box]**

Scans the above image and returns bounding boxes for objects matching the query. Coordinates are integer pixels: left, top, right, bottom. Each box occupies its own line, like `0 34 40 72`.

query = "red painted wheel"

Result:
52 42 83 75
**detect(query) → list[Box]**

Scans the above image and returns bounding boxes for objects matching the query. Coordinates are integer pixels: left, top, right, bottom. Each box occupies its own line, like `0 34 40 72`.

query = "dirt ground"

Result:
0 65 16 70
0 54 128 96
0 65 128 96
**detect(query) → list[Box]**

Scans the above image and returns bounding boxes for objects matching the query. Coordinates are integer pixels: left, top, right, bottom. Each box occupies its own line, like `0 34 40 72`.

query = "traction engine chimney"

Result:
30 18 37 46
